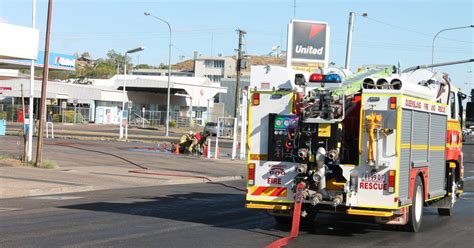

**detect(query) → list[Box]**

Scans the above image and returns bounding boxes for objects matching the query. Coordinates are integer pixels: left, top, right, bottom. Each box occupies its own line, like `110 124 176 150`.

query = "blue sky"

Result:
1 0 473 94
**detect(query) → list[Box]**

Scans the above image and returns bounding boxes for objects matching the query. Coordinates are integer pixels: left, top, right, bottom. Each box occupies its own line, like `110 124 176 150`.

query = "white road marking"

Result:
463 176 474 181
30 196 84 200
0 208 21 212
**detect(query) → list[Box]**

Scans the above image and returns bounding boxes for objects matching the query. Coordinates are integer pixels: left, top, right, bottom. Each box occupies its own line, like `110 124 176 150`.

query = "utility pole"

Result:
234 29 246 118
344 12 355 70
35 0 54 166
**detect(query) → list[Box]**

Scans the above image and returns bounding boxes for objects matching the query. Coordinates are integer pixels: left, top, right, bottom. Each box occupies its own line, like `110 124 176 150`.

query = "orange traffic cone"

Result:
175 144 180 154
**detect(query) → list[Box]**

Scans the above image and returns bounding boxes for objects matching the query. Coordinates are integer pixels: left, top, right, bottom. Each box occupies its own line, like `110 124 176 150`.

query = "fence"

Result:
0 103 91 124
131 110 227 129
47 106 91 124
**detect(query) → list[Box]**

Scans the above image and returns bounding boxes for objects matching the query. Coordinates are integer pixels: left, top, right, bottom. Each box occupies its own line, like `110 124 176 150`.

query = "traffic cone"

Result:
175 144 180 154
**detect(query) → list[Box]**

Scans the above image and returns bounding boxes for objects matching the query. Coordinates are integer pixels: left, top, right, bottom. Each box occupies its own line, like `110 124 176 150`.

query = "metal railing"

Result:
46 106 91 124
130 110 228 129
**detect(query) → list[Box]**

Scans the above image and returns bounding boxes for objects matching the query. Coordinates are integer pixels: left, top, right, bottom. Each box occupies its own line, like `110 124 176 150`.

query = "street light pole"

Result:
144 12 172 137
344 12 367 70
27 0 36 161
432 25 474 67
120 47 145 140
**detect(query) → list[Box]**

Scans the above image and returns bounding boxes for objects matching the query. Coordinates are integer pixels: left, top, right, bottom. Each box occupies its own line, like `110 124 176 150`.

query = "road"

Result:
1 137 473 247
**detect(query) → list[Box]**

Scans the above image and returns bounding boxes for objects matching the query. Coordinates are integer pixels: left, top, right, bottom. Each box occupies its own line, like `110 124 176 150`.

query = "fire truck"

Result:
245 61 468 232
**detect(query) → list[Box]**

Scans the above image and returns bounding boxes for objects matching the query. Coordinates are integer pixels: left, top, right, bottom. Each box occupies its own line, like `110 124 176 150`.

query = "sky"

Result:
0 0 473 94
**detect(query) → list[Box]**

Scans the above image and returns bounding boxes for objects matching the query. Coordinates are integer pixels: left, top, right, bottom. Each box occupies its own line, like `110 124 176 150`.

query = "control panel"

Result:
268 114 299 162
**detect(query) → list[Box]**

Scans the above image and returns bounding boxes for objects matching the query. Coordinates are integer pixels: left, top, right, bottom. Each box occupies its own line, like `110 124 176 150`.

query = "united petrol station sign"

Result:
286 20 330 72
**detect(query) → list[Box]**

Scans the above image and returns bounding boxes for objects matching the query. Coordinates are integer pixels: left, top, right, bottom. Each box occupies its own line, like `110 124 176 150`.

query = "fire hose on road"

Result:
266 182 305 248
46 142 245 192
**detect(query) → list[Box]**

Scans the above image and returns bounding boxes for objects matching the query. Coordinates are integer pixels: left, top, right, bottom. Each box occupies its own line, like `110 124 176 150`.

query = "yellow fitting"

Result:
366 113 382 163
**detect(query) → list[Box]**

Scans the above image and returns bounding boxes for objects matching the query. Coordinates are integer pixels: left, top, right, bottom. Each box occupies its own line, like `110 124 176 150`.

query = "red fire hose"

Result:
266 182 305 248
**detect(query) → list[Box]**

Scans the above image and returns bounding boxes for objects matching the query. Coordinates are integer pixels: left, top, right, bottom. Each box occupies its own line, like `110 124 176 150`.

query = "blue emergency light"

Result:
308 73 342 83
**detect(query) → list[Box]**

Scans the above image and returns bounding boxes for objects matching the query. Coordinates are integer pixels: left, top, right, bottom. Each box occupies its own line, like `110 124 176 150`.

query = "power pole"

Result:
344 12 355 70
35 0 54 166
233 29 246 118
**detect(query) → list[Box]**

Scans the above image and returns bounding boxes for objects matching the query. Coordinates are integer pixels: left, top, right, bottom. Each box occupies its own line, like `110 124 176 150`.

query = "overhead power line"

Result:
364 16 474 44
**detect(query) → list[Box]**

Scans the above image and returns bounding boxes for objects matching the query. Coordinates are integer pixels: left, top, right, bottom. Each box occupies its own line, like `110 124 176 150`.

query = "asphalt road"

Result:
1 138 473 247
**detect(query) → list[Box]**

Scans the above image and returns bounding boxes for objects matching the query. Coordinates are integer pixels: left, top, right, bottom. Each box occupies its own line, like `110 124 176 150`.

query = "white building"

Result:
96 75 227 125
0 74 227 126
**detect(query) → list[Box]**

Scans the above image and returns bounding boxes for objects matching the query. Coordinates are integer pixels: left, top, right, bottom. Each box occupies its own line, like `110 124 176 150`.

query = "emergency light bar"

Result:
294 73 342 86
309 73 342 83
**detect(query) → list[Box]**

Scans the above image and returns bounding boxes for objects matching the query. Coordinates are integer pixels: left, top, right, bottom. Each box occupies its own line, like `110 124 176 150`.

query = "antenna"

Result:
293 0 296 18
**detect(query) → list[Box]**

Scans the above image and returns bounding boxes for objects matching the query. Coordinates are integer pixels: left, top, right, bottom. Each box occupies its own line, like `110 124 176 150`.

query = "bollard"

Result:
207 138 211 158
45 122 54 139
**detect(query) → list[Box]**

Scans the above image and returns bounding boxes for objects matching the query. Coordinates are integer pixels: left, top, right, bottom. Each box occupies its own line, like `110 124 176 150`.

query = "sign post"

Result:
61 101 66 123
73 99 78 124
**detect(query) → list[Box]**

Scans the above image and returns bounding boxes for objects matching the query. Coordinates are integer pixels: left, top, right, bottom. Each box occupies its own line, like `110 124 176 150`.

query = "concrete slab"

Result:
0 136 246 199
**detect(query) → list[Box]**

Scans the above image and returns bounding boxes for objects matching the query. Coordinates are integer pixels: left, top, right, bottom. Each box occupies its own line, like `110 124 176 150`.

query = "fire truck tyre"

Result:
273 211 317 227
274 216 292 226
407 176 424 232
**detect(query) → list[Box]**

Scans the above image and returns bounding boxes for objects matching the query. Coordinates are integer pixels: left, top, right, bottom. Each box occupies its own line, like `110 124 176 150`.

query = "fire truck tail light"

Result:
309 73 324 82
389 97 397 109
388 170 396 193
252 93 260 106
248 163 256 185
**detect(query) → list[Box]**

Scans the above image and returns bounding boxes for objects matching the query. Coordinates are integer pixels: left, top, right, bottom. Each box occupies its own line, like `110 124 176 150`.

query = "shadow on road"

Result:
60 191 394 238
61 192 267 229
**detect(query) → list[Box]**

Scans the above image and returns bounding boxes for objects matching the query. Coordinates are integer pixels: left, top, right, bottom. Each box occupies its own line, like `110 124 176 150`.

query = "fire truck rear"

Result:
245 64 465 232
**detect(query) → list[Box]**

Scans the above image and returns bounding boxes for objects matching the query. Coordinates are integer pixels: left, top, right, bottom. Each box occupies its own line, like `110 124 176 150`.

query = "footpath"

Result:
0 135 244 199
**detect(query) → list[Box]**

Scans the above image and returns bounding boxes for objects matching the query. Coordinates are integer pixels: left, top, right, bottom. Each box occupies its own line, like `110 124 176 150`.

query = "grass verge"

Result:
0 155 58 169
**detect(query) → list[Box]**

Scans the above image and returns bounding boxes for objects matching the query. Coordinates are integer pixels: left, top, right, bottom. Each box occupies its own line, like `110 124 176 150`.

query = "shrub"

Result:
169 120 177 128
52 114 62 122
53 110 83 123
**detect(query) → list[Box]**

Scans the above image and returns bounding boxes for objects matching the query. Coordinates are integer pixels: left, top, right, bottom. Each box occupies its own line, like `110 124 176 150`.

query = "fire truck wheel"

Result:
274 216 292 226
407 176 424 232
273 211 317 227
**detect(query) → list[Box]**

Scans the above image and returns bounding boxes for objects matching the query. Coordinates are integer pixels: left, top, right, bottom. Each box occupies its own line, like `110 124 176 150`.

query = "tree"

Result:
158 63 169 69
80 52 91 59
39 49 160 82
106 49 131 73
135 64 154 69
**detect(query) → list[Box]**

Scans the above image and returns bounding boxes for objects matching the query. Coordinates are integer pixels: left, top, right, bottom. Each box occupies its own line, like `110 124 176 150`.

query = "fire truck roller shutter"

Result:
411 111 429 169
399 109 412 204
428 113 447 198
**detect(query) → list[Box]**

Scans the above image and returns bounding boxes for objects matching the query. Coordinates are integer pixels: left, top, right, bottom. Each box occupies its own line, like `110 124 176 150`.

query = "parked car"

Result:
219 122 234 137
204 122 218 136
